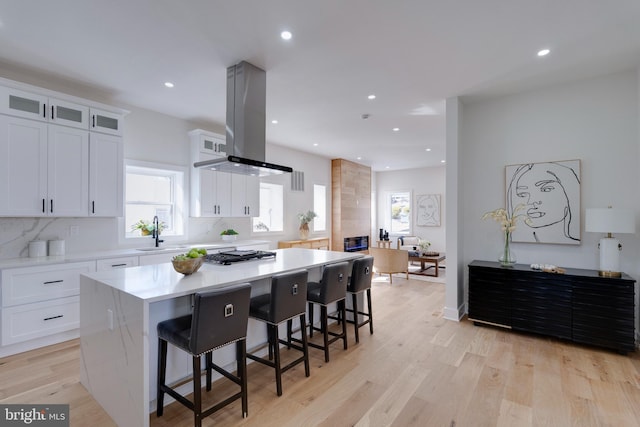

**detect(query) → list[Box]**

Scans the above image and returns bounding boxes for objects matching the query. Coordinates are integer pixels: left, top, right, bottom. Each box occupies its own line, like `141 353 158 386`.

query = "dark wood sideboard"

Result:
468 260 637 353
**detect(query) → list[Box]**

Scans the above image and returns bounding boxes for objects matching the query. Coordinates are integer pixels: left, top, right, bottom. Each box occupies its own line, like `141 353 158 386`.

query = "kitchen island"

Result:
79 248 362 427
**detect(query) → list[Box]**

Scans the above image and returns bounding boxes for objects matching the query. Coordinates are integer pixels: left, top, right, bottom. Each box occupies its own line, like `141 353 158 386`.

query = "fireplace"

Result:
343 235 369 252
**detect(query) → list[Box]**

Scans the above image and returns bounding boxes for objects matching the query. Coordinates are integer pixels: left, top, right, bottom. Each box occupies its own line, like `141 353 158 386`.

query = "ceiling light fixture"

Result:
313 143 318 146
280 31 292 40
537 48 550 57
357 156 362 160
425 148 431 152
440 160 446 163
392 127 400 132
368 94 376 100
271 119 278 124
164 82 174 88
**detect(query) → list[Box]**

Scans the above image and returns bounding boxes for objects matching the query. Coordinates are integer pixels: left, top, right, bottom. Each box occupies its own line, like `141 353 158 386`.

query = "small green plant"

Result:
131 219 166 235
220 229 239 236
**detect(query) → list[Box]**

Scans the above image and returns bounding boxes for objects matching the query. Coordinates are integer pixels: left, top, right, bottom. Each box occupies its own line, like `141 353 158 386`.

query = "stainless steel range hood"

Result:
193 61 292 176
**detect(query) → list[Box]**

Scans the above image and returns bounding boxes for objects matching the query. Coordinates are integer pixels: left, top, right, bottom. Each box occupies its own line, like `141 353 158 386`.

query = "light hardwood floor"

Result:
1 274 639 427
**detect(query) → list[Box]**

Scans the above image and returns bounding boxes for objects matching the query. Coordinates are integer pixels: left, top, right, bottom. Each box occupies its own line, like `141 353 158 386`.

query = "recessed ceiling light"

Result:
313 143 318 147
368 94 376 100
392 127 400 132
281 31 292 40
357 156 362 160
440 160 446 163
425 148 431 152
385 166 390 169
164 82 174 88
537 48 550 57
271 119 278 124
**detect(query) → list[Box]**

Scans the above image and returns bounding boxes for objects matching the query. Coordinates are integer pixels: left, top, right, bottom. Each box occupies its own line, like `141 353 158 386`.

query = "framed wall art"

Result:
416 194 441 227
506 159 581 245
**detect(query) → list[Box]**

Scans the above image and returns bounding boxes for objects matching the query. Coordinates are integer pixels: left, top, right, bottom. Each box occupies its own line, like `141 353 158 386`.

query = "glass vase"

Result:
498 231 516 267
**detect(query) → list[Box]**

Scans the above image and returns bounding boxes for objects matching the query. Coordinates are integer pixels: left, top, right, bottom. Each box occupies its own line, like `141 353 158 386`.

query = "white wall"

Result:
459 69 639 329
375 166 446 251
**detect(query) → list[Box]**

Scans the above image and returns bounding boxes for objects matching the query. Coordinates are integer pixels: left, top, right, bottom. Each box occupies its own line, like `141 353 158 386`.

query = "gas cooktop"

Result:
205 250 276 265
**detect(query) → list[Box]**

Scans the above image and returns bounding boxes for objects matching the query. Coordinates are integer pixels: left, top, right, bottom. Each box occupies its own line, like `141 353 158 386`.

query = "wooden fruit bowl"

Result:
172 256 204 275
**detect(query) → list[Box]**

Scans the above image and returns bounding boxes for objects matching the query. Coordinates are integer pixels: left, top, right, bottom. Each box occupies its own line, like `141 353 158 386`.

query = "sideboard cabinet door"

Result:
468 263 511 328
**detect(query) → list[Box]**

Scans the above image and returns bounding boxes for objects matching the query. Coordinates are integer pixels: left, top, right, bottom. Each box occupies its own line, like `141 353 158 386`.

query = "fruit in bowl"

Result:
172 248 207 275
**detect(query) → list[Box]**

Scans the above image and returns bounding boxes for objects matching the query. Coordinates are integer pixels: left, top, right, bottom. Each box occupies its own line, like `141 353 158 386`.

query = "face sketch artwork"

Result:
417 194 440 226
506 160 581 244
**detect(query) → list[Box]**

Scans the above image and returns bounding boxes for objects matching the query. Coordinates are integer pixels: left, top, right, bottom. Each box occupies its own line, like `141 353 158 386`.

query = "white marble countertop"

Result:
0 239 269 270
81 248 362 303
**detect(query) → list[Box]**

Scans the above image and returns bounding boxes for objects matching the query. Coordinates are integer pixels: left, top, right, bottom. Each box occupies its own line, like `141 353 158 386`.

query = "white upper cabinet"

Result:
0 81 125 217
46 125 90 217
0 116 88 217
89 133 123 216
90 108 123 136
189 129 226 159
0 87 89 129
190 129 231 217
231 174 259 217
0 115 48 216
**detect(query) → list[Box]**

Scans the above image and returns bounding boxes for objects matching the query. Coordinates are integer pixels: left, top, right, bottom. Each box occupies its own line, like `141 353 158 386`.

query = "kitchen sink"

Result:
136 246 188 252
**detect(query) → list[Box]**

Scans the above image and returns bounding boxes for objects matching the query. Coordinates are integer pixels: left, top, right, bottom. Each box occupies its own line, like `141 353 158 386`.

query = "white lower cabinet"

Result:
0 261 95 347
2 296 79 346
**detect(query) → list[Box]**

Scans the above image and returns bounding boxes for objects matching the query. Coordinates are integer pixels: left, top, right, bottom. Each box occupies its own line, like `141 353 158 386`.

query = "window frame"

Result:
313 184 327 232
122 160 188 244
388 190 412 235
252 181 285 235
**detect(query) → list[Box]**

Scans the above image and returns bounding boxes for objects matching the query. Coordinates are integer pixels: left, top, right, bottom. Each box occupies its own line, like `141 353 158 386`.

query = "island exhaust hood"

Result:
193 61 293 176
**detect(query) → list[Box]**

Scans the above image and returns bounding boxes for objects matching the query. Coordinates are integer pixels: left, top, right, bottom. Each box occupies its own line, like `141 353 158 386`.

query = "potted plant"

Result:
220 229 239 242
418 239 432 256
131 219 166 236
297 210 317 240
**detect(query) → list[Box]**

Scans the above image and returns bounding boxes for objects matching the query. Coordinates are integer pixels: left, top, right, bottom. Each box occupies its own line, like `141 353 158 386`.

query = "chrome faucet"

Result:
152 215 164 247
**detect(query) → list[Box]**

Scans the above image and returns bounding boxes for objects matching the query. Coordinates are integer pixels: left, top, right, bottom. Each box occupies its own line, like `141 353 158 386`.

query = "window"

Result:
390 191 411 233
252 182 283 233
313 184 326 232
125 162 185 238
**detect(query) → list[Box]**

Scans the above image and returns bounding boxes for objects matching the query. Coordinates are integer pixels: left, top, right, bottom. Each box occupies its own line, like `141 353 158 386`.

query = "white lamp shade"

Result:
585 208 635 234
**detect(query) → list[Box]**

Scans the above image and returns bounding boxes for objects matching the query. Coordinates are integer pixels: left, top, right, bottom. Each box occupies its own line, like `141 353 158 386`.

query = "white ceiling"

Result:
1 1 639 171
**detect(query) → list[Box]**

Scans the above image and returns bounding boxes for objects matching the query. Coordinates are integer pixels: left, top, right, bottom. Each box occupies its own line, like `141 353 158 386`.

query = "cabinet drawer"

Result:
1 261 95 307
1 296 79 345
96 256 139 271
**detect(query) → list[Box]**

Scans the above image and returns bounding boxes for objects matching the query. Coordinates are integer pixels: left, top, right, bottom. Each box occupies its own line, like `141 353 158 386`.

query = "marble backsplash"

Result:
0 217 251 260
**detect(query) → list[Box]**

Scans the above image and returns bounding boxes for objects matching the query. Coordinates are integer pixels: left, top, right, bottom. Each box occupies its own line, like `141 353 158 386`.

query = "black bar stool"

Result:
345 256 374 343
156 283 251 427
247 269 310 396
306 261 350 362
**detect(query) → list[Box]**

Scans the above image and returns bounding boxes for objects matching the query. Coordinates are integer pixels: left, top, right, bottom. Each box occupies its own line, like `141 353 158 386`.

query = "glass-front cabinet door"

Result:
0 86 48 121
50 98 89 129
0 87 88 129
90 108 123 136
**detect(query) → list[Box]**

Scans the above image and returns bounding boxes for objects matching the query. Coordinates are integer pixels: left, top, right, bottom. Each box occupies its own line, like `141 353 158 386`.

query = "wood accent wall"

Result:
331 159 371 251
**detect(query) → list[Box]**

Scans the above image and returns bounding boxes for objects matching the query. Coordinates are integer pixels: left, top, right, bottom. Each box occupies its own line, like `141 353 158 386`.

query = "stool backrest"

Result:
190 283 251 355
270 269 309 323
319 261 350 304
349 256 374 293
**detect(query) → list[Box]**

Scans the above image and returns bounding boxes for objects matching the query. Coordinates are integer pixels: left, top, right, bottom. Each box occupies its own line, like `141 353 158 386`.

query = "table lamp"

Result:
585 207 636 277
